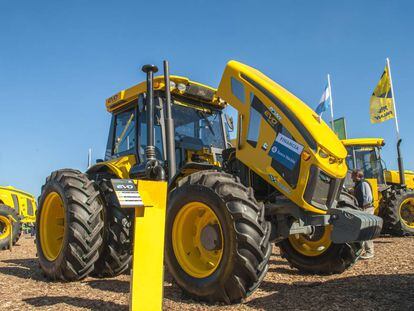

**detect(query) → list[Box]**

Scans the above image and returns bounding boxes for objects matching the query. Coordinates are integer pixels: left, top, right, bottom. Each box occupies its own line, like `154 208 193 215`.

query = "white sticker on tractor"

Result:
111 179 144 208
269 133 304 170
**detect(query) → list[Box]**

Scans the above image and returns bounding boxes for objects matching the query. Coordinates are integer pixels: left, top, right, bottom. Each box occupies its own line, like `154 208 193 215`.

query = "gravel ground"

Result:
0 235 413 311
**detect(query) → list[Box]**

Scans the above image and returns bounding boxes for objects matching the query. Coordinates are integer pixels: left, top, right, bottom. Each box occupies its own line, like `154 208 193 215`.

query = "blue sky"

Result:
1 1 413 196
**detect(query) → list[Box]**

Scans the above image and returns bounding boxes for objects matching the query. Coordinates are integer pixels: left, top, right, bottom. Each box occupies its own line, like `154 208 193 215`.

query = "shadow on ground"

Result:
3 258 413 310
246 274 414 311
86 279 129 293
23 296 127 310
0 258 44 281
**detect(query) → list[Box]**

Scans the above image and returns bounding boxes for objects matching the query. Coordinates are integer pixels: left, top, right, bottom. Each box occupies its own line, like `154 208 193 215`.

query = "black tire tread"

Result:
91 179 132 278
278 190 363 275
380 188 414 236
278 239 362 275
36 169 104 281
169 170 271 303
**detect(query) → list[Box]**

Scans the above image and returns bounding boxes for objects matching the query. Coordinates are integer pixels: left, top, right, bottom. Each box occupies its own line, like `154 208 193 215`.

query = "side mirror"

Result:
225 113 234 131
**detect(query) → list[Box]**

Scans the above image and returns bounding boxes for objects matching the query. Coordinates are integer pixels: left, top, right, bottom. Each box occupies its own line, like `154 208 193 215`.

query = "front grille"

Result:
304 166 343 210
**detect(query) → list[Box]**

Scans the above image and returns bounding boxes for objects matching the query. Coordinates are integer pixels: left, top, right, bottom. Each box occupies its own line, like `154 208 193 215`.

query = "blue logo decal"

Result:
269 133 303 170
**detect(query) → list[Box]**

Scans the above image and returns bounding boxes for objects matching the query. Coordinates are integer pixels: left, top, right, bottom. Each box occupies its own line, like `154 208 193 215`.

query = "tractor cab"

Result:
342 138 386 187
102 75 229 178
342 138 386 212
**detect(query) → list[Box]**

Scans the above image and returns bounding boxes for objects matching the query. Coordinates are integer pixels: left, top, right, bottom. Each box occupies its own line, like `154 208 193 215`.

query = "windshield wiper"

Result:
199 111 215 136
114 113 134 153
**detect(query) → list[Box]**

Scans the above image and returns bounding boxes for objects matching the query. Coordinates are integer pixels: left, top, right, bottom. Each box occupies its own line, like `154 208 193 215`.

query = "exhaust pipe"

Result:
142 64 158 162
163 60 177 182
141 64 165 181
397 139 406 187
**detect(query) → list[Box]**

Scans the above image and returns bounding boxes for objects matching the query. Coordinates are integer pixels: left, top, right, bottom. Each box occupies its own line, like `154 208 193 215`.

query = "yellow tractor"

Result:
36 61 382 303
342 138 414 236
0 186 37 250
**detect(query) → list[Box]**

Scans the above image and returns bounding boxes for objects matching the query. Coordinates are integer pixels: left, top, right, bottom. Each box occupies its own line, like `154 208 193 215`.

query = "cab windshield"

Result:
172 104 225 149
346 146 385 184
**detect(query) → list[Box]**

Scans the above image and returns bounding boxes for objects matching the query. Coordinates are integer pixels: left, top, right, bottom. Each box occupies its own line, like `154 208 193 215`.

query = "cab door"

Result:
216 61 312 198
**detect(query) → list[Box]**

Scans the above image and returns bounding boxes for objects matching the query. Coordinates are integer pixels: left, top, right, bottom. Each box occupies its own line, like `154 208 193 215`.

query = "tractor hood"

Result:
216 61 347 160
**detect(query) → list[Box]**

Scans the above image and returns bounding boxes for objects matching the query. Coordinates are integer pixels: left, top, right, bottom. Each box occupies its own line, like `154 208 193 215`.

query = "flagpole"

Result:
386 57 400 140
327 74 334 129
386 57 405 186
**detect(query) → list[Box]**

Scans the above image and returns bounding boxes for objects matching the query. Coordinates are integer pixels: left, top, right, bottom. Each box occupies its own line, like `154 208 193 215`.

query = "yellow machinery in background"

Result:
0 186 36 250
35 60 382 307
343 138 414 236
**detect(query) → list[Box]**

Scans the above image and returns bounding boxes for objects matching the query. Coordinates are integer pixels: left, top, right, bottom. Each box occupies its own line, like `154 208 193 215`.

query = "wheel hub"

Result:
200 224 222 251
289 225 332 257
172 202 224 278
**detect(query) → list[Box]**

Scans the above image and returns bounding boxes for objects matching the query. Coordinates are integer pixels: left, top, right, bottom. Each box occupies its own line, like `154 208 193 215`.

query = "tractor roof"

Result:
106 76 224 113
0 186 35 198
341 138 385 147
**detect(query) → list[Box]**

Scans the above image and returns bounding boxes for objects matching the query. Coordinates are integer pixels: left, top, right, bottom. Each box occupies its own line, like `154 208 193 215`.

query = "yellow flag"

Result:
370 66 395 123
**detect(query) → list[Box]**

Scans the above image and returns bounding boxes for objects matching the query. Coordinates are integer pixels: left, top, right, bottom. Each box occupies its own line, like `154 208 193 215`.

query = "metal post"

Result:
163 60 176 181
142 64 159 162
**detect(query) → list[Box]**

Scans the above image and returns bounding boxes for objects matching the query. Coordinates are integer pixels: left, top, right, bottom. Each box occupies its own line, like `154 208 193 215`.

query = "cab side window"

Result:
113 108 136 156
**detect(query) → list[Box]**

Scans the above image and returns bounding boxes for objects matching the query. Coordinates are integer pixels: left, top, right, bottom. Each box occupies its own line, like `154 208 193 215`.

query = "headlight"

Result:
177 83 187 92
319 149 329 158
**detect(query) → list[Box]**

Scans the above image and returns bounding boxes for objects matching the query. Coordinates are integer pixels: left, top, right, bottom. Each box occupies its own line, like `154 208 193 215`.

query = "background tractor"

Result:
342 138 414 236
0 186 36 250
36 60 382 304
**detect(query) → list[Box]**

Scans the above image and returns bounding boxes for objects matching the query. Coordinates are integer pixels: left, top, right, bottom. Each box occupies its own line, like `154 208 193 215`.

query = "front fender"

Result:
87 155 137 179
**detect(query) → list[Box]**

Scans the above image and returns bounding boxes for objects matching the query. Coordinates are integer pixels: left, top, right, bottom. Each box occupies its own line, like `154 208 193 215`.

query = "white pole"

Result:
88 148 92 168
386 57 400 140
327 74 334 129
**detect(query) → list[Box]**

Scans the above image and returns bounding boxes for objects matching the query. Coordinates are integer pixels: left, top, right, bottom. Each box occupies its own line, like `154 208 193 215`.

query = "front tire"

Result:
36 169 104 281
165 171 271 304
278 190 363 275
278 228 362 275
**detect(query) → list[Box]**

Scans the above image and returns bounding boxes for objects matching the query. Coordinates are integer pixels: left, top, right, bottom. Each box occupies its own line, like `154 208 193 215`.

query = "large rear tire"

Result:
36 169 104 281
91 178 133 278
380 188 414 236
0 204 22 250
165 171 271 304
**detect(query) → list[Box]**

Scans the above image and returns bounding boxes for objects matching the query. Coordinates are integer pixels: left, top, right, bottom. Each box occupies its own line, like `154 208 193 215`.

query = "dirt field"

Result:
0 235 413 311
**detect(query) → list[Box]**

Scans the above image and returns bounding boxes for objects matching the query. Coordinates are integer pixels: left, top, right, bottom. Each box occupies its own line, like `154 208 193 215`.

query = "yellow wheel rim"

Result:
0 216 12 240
40 192 66 261
172 202 224 278
400 198 414 228
289 225 332 257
